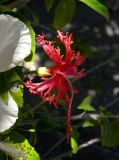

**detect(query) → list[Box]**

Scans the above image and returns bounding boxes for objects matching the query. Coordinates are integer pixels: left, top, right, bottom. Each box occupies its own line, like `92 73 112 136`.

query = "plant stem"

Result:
86 55 119 75
42 137 66 159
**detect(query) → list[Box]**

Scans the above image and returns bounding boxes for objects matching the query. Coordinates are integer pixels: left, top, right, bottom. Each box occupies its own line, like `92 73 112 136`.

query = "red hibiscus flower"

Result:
25 30 85 143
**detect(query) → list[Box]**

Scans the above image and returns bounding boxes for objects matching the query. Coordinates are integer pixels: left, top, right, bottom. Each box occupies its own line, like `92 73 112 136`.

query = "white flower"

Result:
0 93 18 133
0 14 31 72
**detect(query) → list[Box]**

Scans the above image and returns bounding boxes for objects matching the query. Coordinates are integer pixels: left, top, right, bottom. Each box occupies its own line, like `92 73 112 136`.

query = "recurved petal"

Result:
0 93 18 133
0 14 31 72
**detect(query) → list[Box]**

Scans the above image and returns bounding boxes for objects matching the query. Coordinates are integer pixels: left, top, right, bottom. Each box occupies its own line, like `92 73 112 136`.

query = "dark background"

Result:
25 0 119 160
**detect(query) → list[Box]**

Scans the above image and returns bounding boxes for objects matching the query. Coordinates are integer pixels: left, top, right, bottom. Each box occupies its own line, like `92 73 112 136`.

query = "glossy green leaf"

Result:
5 132 40 160
70 129 80 154
79 0 109 20
25 22 35 61
19 15 36 62
77 96 96 111
71 137 78 154
9 84 23 108
101 120 119 147
45 0 56 12
53 0 76 28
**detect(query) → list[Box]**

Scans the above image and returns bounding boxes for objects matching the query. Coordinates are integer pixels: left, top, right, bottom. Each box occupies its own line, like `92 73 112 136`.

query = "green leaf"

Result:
0 91 8 105
83 119 96 127
5 132 40 160
21 6 40 26
18 15 36 62
4 69 20 84
0 69 21 94
53 0 76 28
79 0 110 20
0 0 8 5
45 0 56 12
70 129 80 154
101 120 119 147
9 84 23 108
25 21 35 62
0 0 30 10
71 137 78 154
77 96 96 111
29 129 35 133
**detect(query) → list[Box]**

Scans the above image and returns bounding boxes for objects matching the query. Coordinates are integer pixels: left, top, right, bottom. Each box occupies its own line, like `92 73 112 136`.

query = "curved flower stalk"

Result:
25 30 85 142
0 93 18 133
0 14 31 72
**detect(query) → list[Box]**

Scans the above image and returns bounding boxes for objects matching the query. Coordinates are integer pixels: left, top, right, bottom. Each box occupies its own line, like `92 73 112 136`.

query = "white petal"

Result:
0 14 31 72
0 93 18 133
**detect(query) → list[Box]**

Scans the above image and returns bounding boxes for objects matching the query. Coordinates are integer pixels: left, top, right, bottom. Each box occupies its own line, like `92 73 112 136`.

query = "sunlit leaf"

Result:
71 137 78 154
83 119 96 127
29 129 35 133
25 21 35 62
9 84 23 108
77 96 96 111
4 132 40 160
53 0 76 28
79 0 109 20
17 14 36 62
